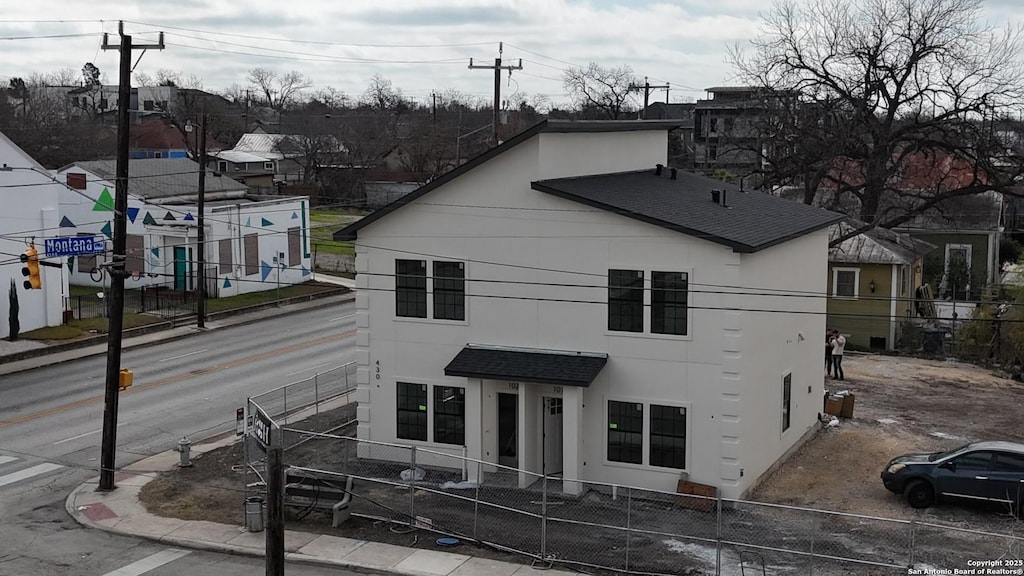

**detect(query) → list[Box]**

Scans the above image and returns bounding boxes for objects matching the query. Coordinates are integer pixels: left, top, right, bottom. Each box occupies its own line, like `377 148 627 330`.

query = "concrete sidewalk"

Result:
66 437 582 576
0 274 356 376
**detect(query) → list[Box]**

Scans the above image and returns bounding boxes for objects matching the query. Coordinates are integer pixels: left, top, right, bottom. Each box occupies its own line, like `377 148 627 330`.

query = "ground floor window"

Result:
433 386 465 445
607 400 643 464
397 382 427 441
650 404 687 469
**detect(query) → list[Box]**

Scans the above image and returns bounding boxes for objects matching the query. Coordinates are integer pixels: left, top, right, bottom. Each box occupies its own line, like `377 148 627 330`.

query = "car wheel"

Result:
905 480 934 509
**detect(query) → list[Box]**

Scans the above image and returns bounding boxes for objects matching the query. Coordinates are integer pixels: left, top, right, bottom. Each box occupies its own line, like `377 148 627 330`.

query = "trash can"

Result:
244 496 265 533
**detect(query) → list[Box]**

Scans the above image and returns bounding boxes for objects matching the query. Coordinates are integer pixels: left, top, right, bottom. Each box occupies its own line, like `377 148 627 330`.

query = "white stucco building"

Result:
335 120 842 499
56 158 313 297
0 132 68 338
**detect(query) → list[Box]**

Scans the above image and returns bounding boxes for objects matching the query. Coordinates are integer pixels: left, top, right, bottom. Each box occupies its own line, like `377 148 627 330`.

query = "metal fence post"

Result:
809 523 816 576
473 460 481 540
283 386 288 425
716 494 722 576
541 473 548 562
409 446 417 529
908 519 916 569
314 373 320 432
625 486 632 572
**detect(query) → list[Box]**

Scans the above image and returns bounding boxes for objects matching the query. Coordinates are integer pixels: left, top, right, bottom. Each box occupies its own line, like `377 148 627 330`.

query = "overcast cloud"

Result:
1 0 1021 107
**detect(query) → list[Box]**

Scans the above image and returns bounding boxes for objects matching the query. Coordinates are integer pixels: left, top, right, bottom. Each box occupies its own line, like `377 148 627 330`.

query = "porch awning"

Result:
444 345 608 387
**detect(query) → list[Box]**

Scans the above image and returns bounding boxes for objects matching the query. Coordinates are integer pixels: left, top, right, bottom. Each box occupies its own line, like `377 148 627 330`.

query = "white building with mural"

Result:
56 158 313 297
0 132 68 338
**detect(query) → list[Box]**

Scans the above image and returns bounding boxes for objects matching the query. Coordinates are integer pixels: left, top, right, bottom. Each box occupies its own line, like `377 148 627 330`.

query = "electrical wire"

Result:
165 41 470 66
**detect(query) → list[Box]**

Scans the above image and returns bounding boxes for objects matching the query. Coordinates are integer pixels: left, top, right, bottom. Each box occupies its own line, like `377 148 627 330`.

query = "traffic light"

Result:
20 245 41 289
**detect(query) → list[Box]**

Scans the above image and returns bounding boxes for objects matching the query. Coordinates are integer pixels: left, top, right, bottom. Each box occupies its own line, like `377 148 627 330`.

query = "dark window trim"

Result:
608 269 644 333
651 271 688 336
396 259 427 318
650 404 687 470
782 373 792 432
433 261 466 321
608 400 643 464
397 382 428 441
433 386 465 445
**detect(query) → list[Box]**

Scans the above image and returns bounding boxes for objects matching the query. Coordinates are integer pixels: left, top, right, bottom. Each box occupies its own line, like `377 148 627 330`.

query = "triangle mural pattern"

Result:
291 212 298 219
302 266 310 277
223 278 232 288
163 211 176 221
93 188 114 212
261 260 272 282
183 213 195 221
143 212 158 225
127 207 140 223
261 218 273 227
100 222 112 239
59 216 76 228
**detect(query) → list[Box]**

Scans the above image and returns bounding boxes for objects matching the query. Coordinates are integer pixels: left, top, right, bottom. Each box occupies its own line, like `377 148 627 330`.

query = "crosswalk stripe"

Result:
0 456 17 466
0 463 63 488
101 549 191 576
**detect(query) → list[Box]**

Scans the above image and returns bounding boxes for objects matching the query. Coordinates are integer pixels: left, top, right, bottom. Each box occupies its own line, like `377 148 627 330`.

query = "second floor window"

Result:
396 259 427 318
433 261 465 321
652 271 688 336
608 269 644 332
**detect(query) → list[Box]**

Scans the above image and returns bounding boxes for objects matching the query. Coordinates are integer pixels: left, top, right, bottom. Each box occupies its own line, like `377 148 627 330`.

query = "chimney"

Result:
670 168 677 180
711 189 721 203
655 163 664 176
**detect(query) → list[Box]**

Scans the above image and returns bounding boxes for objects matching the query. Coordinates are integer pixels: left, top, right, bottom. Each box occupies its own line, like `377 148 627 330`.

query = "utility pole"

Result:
98 22 164 493
266 427 285 576
431 91 437 129
469 42 522 146
197 111 208 329
628 76 670 119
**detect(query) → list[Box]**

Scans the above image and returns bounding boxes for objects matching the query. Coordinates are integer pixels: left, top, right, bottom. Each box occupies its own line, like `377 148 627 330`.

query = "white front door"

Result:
542 397 563 476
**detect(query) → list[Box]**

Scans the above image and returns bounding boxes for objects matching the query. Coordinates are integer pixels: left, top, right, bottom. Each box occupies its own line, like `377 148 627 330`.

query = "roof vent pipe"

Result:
655 163 663 176
670 168 677 180
721 188 728 207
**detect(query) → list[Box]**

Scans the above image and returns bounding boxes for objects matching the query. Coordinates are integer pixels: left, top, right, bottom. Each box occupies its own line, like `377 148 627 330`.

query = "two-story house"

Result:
334 120 842 499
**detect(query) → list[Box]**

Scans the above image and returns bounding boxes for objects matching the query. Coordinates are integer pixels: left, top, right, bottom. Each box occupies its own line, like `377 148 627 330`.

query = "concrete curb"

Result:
0 292 355 373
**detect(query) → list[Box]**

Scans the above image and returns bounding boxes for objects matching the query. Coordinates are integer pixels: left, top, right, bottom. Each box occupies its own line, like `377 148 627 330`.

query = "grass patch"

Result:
204 281 342 313
21 313 164 340
21 325 84 340
310 209 360 256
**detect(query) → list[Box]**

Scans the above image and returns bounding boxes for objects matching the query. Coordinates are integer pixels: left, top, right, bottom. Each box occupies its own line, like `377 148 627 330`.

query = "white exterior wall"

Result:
0 169 66 337
57 167 311 297
353 130 827 498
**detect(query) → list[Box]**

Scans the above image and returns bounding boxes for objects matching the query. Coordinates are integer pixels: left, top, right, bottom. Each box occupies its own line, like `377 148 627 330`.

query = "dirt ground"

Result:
139 353 1024 574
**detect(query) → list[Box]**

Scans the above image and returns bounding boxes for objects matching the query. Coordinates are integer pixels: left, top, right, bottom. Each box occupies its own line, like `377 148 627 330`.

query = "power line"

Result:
0 32 102 40
166 41 469 66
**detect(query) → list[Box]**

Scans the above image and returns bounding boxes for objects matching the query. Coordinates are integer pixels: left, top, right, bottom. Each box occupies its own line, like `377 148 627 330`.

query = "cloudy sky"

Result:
2 0 1022 109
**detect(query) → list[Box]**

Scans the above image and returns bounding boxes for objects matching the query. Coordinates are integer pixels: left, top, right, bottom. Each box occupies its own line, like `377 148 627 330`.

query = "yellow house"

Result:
827 222 933 350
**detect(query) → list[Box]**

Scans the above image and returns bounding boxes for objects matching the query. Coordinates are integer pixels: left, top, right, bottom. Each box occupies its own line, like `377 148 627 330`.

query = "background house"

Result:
0 131 68 338
827 222 933 350
336 120 841 500
56 157 312 298
692 87 766 178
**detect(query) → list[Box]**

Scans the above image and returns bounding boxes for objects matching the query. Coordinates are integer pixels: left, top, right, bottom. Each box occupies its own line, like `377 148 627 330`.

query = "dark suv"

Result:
881 441 1024 511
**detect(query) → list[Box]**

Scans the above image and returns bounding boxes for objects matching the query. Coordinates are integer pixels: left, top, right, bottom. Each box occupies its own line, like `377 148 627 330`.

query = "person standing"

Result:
830 330 846 380
825 329 833 377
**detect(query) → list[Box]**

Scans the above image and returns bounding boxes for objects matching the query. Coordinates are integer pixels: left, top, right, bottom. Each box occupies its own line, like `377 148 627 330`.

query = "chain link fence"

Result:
246 376 1024 576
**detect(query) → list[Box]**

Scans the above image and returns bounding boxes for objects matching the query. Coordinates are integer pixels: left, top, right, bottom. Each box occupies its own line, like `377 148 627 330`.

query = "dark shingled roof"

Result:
532 170 843 253
444 346 608 387
333 119 682 241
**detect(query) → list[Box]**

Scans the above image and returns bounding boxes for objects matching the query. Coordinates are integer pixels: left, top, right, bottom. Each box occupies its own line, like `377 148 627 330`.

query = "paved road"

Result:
0 301 362 575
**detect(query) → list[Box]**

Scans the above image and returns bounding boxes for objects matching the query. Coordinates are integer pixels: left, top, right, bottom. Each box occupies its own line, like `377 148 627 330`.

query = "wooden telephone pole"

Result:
629 76 670 119
97 22 164 492
469 42 523 146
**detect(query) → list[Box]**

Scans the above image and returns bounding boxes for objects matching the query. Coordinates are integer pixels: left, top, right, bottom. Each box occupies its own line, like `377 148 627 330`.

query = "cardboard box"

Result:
824 394 844 416
840 394 855 419
676 480 717 512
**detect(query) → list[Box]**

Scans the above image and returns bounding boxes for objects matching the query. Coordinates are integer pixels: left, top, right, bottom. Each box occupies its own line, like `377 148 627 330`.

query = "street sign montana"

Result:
43 236 105 257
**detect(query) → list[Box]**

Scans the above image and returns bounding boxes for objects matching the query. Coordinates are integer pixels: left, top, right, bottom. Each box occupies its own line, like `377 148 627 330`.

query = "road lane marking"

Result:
0 462 63 487
0 456 17 466
101 548 191 576
53 422 128 445
158 349 208 363
0 331 353 428
286 361 336 376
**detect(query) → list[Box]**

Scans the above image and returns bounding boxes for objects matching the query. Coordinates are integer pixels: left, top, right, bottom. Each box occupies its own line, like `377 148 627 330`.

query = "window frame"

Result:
832 267 860 299
395 259 428 318
651 271 688 336
433 261 466 321
649 404 687 470
607 400 644 465
781 372 792 433
433 386 466 445
608 269 644 333
396 382 428 442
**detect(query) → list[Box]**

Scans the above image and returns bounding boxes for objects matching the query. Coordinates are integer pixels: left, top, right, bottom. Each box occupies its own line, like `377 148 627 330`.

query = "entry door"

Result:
173 246 188 291
497 393 518 469
542 397 563 476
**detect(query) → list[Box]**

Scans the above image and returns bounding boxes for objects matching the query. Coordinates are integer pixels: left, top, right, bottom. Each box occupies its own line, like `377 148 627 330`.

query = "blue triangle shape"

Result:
261 260 272 282
223 277 232 288
100 221 112 239
183 212 195 221
291 212 298 219
261 217 273 227
127 207 140 224
60 216 76 228
302 266 310 277
151 247 159 257
245 217 251 228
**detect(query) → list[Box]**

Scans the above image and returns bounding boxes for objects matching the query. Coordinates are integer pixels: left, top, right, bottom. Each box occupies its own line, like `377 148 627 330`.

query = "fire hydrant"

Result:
177 436 192 468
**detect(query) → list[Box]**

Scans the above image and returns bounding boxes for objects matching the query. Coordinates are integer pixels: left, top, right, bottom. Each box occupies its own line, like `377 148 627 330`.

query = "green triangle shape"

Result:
100 221 112 239
143 212 157 225
151 247 159 257
67 256 75 273
93 188 114 211
261 217 273 227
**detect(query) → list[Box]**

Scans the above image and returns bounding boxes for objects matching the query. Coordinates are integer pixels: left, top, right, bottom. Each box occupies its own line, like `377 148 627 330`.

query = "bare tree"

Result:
134 71 154 87
247 67 312 110
732 0 1024 238
82 63 101 86
563 62 638 119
